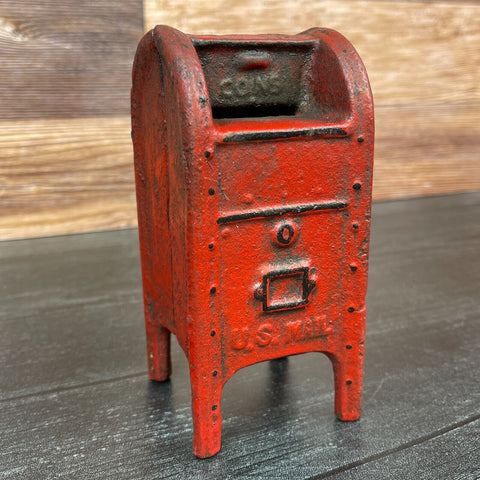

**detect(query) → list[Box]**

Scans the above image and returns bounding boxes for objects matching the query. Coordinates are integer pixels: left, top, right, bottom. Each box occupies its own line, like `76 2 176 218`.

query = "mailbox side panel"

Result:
132 31 175 381
153 26 225 458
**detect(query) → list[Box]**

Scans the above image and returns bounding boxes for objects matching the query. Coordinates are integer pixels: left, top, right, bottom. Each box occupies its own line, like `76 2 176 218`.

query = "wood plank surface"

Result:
0 229 144 400
373 104 480 199
144 0 480 107
0 0 143 119
1 193 479 478
0 117 137 239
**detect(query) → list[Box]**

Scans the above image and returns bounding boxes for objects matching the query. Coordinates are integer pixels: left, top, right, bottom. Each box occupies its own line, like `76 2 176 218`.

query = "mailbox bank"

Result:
131 26 374 458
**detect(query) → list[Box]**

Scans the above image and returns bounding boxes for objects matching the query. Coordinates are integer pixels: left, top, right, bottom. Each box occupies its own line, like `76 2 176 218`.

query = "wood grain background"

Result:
1 0 479 240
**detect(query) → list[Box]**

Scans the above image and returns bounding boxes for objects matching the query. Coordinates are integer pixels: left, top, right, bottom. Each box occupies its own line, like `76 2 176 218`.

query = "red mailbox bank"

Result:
131 26 374 458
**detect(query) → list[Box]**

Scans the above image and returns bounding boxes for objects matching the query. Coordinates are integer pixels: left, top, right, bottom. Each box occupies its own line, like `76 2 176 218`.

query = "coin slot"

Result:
212 104 297 119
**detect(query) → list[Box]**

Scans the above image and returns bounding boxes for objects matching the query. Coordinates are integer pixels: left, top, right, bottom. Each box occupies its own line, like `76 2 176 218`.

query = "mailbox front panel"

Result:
213 137 368 376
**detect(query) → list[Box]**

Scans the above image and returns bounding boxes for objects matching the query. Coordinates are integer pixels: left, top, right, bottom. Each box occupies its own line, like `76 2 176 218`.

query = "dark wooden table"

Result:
1 193 479 479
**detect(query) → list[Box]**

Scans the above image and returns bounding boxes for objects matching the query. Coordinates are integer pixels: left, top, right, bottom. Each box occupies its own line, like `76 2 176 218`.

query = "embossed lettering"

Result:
256 323 273 347
286 316 331 344
269 75 281 95
230 315 332 352
303 317 314 339
313 314 332 335
230 327 249 350
256 74 270 96
286 320 303 343
235 78 249 97
219 78 234 98
244 335 256 351
219 73 282 101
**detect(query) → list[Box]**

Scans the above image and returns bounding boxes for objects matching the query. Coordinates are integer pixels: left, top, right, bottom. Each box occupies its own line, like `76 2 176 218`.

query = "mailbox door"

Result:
214 137 368 376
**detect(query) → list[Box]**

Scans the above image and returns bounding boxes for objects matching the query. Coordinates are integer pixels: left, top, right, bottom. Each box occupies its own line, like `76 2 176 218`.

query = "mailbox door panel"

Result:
214 136 368 376
218 211 349 374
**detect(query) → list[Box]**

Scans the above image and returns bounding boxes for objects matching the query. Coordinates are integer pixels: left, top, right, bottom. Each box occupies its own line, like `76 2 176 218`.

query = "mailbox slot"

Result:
193 37 351 124
193 40 310 119
212 103 297 119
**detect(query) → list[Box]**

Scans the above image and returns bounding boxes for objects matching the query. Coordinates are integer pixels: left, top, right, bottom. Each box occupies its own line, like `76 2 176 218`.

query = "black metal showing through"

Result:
191 39 315 48
217 201 348 225
212 104 297 119
223 127 348 142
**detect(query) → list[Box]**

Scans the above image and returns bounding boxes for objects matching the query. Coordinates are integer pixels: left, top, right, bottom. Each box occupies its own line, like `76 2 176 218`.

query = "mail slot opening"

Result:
212 104 297 119
193 41 311 122
193 38 354 126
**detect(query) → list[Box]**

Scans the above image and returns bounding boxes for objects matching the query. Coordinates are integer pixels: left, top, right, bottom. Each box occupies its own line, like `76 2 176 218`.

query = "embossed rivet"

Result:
353 182 362 190
208 188 215 195
210 286 216 294
221 227 231 239
243 193 254 204
204 151 211 158
346 380 353 385
254 287 264 300
357 136 364 143
353 223 359 229
348 307 355 313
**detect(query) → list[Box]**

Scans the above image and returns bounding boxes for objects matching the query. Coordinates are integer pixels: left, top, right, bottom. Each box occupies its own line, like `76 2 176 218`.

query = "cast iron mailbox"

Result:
131 26 374 458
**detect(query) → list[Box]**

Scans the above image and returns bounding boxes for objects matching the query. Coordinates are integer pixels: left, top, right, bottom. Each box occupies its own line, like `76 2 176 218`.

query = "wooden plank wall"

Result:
0 1 142 240
1 0 479 240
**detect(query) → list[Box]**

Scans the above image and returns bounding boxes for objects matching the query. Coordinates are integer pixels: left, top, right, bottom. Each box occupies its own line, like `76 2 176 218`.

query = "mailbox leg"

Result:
331 354 363 421
145 323 171 382
189 368 223 458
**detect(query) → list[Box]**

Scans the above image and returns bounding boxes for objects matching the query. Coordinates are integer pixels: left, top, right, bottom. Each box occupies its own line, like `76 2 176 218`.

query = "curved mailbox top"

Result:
148 25 374 144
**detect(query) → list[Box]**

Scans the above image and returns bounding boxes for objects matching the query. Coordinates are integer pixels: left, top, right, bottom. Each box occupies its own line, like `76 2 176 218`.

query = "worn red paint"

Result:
131 26 374 458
